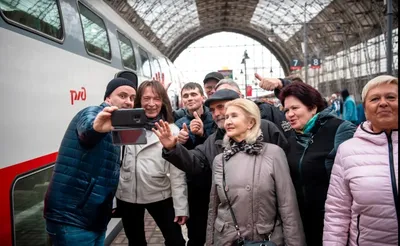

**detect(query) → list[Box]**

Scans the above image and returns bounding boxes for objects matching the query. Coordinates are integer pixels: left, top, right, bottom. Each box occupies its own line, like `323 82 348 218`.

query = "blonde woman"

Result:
324 75 398 245
205 99 305 246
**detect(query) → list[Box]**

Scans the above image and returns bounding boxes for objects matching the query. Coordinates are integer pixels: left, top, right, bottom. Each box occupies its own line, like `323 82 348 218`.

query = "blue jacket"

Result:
175 106 216 150
356 103 366 125
44 102 120 231
342 96 358 123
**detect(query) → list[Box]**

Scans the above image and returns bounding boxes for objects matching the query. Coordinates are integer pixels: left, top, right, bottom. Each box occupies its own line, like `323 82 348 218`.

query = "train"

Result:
0 0 186 245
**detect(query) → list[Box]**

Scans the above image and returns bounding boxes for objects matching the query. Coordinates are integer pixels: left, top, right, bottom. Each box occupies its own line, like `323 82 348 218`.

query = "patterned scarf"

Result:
223 133 264 161
144 114 164 131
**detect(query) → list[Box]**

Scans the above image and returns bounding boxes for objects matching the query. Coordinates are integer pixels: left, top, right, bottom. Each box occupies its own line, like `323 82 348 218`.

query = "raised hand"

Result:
190 111 204 136
153 72 172 91
152 120 177 150
177 123 190 144
254 73 282 91
93 106 118 133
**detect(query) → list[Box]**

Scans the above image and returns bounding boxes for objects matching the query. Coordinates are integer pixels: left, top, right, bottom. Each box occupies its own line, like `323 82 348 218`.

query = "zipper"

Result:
386 132 399 221
251 156 256 239
356 214 361 246
298 135 314 200
135 154 138 203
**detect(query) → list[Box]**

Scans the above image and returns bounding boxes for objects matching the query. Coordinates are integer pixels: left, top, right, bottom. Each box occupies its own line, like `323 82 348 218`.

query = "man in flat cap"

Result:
203 71 224 97
44 74 137 246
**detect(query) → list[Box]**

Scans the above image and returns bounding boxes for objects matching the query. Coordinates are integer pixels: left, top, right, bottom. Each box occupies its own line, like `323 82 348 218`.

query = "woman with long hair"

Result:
115 80 188 246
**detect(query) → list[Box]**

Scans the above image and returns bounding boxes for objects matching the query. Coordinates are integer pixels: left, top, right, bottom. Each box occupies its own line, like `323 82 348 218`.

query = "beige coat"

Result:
206 143 305 246
116 124 188 217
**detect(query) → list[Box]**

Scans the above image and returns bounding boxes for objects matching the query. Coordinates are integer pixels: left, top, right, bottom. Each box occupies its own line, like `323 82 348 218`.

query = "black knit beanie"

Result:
104 78 137 100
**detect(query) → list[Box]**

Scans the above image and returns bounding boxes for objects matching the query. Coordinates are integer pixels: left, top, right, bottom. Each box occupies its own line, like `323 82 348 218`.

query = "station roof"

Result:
105 0 398 74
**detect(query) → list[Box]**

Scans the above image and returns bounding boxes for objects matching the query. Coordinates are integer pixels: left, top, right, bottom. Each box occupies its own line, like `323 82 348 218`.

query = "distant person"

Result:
341 89 358 124
330 93 341 117
203 71 224 97
324 75 398 246
44 77 137 246
356 102 366 125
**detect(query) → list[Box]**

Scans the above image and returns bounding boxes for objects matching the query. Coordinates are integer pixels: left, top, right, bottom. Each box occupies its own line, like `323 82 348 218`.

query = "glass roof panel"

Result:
251 0 333 42
128 0 199 47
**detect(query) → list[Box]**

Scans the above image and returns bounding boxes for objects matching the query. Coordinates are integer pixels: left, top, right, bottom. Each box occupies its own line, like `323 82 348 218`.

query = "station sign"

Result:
290 59 303 70
310 58 322 69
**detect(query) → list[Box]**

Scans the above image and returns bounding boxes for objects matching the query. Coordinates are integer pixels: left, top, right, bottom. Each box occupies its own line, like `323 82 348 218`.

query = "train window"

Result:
117 31 137 71
12 165 54 246
78 2 111 60
0 0 63 40
139 48 152 78
153 58 162 75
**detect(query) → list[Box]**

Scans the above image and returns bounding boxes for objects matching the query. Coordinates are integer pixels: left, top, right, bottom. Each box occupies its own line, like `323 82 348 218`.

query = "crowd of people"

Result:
43 70 398 246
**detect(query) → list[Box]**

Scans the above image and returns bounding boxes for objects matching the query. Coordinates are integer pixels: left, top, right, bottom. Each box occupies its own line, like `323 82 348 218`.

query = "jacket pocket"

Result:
356 214 361 246
77 178 96 208
256 223 274 238
214 217 226 233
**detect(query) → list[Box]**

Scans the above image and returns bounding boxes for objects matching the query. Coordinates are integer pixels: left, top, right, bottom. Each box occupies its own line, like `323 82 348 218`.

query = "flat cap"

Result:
204 89 240 107
203 72 224 84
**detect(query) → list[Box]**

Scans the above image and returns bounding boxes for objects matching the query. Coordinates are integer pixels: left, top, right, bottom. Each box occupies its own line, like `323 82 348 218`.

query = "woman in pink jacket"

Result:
323 75 398 246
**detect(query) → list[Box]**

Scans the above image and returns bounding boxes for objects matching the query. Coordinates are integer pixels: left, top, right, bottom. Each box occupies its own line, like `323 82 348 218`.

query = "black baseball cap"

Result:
203 72 224 84
204 89 240 107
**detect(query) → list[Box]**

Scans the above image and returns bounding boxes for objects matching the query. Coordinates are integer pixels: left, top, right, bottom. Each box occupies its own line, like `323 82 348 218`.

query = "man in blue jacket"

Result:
44 76 137 246
174 82 215 246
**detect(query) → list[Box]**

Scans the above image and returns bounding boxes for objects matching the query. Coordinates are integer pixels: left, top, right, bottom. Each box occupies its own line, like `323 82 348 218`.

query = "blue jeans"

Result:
46 220 105 246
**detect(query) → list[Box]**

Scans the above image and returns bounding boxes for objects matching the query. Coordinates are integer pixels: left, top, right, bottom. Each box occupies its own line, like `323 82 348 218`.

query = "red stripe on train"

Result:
0 152 58 246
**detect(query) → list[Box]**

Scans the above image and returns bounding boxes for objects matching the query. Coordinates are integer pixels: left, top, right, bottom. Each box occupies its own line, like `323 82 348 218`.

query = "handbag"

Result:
221 155 277 246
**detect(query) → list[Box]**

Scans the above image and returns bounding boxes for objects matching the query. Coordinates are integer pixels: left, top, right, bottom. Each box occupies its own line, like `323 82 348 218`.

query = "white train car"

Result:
0 0 185 245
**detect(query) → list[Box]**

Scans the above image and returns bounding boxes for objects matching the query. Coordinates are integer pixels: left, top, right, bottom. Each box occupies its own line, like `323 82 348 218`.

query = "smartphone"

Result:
111 128 147 145
111 108 146 127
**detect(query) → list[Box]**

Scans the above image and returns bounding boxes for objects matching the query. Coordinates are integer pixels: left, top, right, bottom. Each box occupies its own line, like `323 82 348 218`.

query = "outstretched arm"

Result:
154 120 213 175
77 106 118 145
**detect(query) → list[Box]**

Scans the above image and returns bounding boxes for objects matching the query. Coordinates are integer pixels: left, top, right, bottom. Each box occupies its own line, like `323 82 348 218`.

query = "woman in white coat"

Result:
116 80 188 246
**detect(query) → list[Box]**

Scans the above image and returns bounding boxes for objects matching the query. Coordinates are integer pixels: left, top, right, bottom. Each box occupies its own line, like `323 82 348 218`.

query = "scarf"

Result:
301 113 320 134
144 114 164 131
223 133 264 161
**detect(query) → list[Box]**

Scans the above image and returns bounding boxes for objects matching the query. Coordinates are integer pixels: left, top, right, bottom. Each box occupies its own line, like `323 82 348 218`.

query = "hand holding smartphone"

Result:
111 108 147 145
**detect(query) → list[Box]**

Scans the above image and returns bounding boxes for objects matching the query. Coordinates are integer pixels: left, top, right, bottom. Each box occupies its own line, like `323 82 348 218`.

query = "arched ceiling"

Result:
105 0 398 75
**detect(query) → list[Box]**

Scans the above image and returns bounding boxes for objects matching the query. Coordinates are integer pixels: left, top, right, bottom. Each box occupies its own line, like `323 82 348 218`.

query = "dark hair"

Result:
341 89 350 100
181 82 204 96
285 75 304 83
279 82 326 113
134 80 174 123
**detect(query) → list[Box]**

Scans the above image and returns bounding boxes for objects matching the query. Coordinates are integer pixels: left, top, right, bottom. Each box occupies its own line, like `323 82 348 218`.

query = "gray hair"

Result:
222 99 261 145
215 79 240 92
361 75 398 103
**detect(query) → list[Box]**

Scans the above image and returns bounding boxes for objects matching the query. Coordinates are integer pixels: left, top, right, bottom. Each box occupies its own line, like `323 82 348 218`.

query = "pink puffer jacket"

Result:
323 121 398 246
